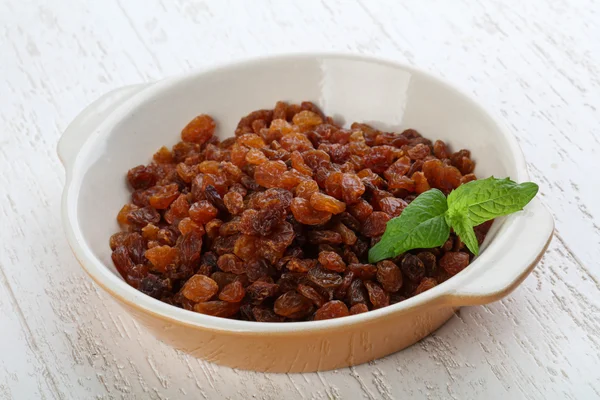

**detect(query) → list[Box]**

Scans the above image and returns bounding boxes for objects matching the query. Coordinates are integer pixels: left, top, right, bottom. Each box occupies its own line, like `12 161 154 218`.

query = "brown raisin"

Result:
415 277 437 295
193 301 240 317
189 200 218 224
401 254 425 282
314 300 349 320
310 192 346 214
274 291 313 318
318 251 346 272
254 160 287 188
349 303 369 315
127 165 157 190
218 280 246 302
364 281 389 309
182 274 219 302
439 252 470 276
362 212 390 237
145 246 179 273
181 114 215 145
376 260 403 292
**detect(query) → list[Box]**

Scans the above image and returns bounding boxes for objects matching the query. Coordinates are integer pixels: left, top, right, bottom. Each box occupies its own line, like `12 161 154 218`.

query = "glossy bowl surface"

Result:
59 53 554 372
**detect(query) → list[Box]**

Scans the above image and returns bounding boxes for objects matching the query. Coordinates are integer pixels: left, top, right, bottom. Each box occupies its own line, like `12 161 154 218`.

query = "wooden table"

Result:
1 0 599 398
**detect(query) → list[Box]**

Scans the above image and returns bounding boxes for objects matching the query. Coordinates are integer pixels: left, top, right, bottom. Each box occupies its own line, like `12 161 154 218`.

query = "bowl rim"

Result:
62 51 530 334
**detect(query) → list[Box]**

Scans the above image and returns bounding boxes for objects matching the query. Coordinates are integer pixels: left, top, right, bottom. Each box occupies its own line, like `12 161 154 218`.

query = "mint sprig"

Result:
368 189 450 262
368 177 539 263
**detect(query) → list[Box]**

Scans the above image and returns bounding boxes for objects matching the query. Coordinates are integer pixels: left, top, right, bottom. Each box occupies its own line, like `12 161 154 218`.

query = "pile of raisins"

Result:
110 101 492 322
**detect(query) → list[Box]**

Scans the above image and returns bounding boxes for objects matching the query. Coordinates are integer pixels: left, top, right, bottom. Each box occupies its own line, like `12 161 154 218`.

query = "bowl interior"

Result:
74 55 522 282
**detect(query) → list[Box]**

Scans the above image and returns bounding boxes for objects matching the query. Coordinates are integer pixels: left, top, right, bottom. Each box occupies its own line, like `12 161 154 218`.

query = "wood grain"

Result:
0 0 598 398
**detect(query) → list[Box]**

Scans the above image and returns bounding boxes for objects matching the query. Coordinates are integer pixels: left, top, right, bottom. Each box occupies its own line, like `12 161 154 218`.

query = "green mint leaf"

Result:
447 214 480 255
368 189 450 263
447 177 539 226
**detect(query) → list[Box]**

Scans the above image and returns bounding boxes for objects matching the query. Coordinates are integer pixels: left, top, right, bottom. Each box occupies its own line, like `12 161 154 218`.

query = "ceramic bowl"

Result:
58 53 554 372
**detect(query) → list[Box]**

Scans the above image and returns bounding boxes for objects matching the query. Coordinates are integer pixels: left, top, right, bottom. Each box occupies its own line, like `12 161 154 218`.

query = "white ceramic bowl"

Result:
58 53 554 372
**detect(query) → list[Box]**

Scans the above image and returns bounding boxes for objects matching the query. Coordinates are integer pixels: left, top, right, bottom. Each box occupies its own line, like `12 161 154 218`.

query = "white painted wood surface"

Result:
1 0 599 398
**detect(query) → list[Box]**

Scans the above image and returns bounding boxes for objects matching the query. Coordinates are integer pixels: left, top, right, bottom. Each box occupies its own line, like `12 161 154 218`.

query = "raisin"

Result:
274 291 313 318
364 146 395 174
295 180 320 200
364 281 389 309
347 279 368 305
347 263 377 280
254 160 287 188
297 283 326 307
291 151 313 176
218 281 246 302
376 260 403 292
287 258 316 273
246 280 280 304
290 197 332 225
332 221 357 245
349 303 369 315
181 114 215 145
217 254 245 274
415 277 437 295
412 171 431 194
273 101 288 120
308 230 343 245
378 197 408 218
314 300 349 320
461 173 477 184
139 275 171 299
194 301 240 318
127 206 160 226
310 192 346 214
362 212 390 237
252 306 286 322
318 251 346 272
340 173 365 205
439 252 470 276
177 231 203 267
117 204 139 225
189 200 218 224
153 146 173 164
348 199 373 223
333 271 354 299
401 254 425 282
181 274 219 302
292 110 323 131
245 148 268 165
308 266 343 288
417 252 438 276
407 143 431 160
205 219 224 240
157 227 178 246
127 165 157 190
433 140 449 159
423 159 462 193
238 133 266 149
205 185 227 212
164 194 190 224
176 163 198 183
149 184 179 209
145 246 179 273
245 258 272 282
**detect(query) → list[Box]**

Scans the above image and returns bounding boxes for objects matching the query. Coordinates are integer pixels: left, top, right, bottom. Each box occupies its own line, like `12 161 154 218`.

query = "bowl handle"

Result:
445 198 554 306
57 84 148 169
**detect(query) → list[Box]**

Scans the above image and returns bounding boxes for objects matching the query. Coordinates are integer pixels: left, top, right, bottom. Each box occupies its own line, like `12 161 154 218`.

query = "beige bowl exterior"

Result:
59 53 554 372
122 298 456 372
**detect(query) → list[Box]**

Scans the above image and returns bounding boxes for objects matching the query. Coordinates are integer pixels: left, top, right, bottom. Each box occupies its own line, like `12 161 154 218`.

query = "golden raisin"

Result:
181 114 216 145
